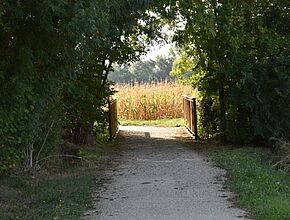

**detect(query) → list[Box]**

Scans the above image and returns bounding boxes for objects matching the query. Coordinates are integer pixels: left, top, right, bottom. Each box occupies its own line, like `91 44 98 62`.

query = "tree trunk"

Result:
73 122 95 145
219 80 226 143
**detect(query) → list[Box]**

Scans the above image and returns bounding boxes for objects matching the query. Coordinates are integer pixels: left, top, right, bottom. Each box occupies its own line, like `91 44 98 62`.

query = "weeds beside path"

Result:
0 169 95 219
2 121 289 220
0 144 117 220
209 147 290 220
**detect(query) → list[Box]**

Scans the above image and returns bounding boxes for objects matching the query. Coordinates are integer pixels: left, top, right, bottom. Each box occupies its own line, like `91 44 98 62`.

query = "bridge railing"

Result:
108 98 118 141
183 95 198 139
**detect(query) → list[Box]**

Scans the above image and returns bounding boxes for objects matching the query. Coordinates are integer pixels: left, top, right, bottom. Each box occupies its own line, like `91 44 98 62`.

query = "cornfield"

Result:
113 82 195 120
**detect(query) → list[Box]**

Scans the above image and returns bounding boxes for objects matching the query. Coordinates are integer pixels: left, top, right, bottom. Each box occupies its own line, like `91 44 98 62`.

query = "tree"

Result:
109 49 177 83
0 0 159 171
158 0 290 143
63 1 152 145
1 0 102 168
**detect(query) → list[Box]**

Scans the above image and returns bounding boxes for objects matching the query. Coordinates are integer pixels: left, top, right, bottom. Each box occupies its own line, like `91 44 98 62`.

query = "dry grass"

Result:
113 82 195 120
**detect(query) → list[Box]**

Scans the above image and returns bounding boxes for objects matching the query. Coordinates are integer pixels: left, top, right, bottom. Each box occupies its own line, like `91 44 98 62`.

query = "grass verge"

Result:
0 144 112 220
209 147 290 220
0 170 95 219
120 118 185 127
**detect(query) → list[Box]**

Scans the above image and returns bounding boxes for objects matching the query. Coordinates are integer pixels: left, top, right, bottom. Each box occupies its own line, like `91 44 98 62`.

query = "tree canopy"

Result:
0 0 161 173
166 0 290 143
1 0 290 174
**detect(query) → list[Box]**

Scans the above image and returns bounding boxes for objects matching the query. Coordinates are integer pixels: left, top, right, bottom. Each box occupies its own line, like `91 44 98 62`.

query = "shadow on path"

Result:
84 126 248 220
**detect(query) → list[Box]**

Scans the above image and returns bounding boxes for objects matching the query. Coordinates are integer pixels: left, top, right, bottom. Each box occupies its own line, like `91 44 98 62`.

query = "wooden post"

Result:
182 95 198 140
108 99 113 141
108 98 118 141
193 98 198 140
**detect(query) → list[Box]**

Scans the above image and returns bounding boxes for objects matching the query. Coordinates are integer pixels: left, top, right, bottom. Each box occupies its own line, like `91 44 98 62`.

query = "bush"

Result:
197 96 219 139
0 147 23 176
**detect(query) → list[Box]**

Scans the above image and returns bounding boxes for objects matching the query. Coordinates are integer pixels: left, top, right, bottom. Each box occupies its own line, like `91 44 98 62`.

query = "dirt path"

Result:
84 126 248 220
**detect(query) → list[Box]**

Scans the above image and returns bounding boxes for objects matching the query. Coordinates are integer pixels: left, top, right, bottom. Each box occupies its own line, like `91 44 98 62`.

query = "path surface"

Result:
84 126 248 220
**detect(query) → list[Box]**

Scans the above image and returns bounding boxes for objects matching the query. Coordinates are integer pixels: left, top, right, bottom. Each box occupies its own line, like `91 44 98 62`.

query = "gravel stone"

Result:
84 126 249 220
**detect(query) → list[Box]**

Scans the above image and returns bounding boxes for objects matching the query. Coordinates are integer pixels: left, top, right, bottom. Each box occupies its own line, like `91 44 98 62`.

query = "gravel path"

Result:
84 126 248 220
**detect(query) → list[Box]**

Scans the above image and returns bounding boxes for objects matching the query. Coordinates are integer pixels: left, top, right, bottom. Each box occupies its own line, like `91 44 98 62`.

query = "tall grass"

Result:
114 82 194 120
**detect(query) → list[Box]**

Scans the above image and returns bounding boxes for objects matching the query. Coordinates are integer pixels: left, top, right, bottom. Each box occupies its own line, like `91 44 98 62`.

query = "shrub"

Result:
0 147 23 176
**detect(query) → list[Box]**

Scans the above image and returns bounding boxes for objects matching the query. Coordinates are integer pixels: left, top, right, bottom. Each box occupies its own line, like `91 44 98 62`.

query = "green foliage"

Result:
0 0 159 173
170 51 196 83
197 96 219 139
109 50 177 83
2 0 289 176
0 147 23 175
0 0 104 170
162 0 290 143
63 66 112 144
211 148 290 220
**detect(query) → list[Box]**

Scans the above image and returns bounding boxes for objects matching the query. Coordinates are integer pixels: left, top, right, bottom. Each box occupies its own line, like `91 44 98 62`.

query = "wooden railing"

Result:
183 95 198 139
108 98 118 141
